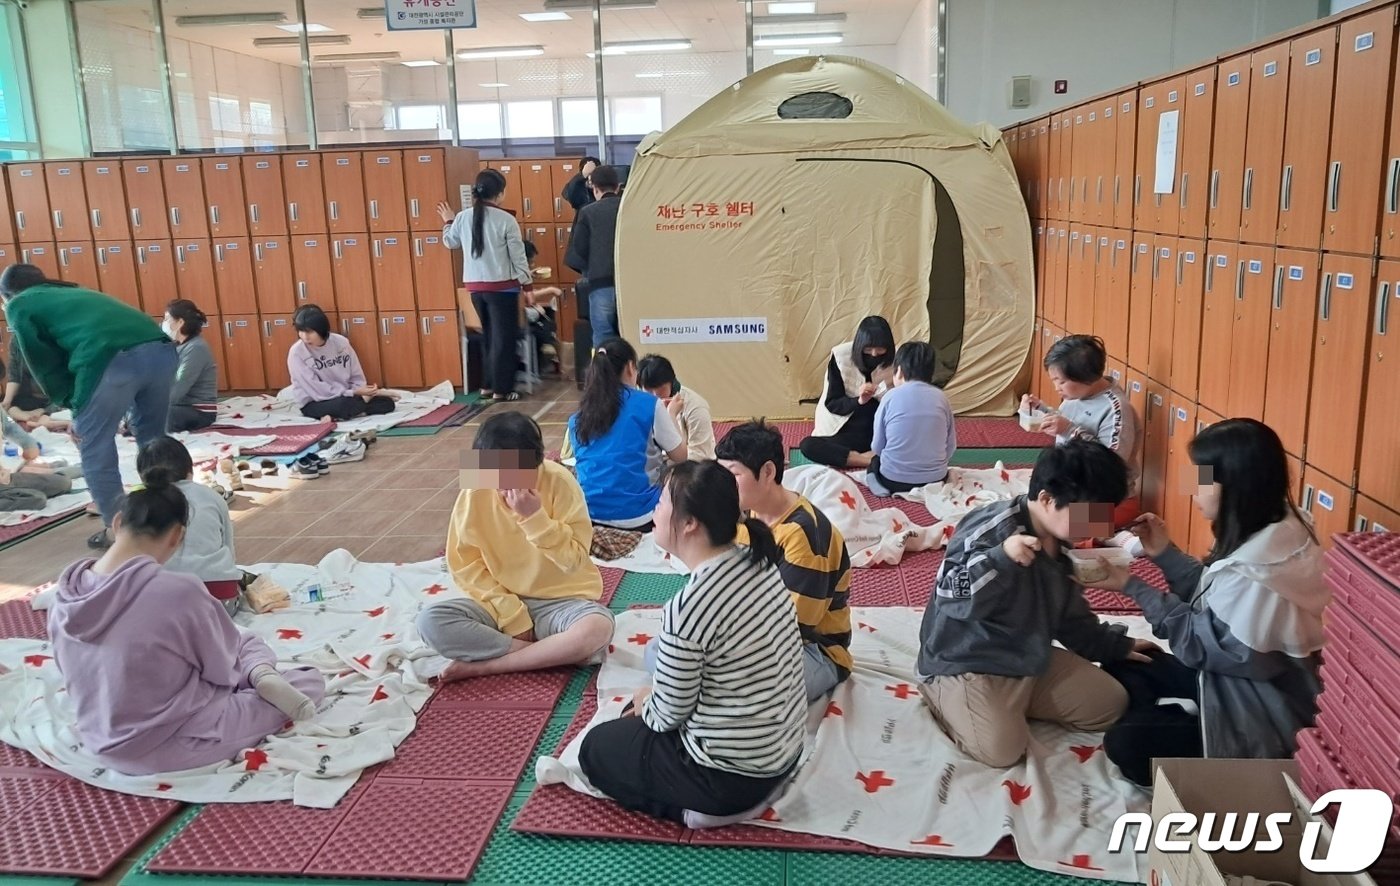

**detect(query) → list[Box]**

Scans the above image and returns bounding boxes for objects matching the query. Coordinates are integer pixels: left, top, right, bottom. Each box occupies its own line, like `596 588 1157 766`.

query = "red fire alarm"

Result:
1054 80 1068 94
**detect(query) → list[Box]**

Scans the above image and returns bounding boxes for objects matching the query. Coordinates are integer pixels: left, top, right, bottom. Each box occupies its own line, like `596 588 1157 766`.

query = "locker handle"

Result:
1081 176 1088 204
1387 158 1400 214
1059 179 1065 203
1280 165 1293 212
214 244 224 263
1209 170 1219 209
20 249 28 263
341 319 349 334
224 321 233 338
298 281 308 301
14 210 23 230
131 207 141 228
524 197 532 215
1235 260 1245 302
97 247 107 267
1110 242 1118 269
92 208 103 229
556 228 565 247
1272 265 1285 310
410 198 420 219
1243 168 1253 210
58 248 68 268
329 201 339 221
250 203 260 224
1327 161 1342 213
263 321 271 337
176 244 186 264
211 205 221 225
1114 175 1121 207
1179 173 1188 209
137 246 147 265
289 202 300 222
1152 249 1162 280
1377 281 1391 336
1131 245 1140 276
53 210 63 230
1176 250 1184 287
1205 254 1215 291
333 240 343 260
1302 484 1315 513
1096 175 1103 205
421 317 430 336
370 199 379 220
373 239 382 259
170 206 180 227
1133 175 1141 208
254 242 263 262
1319 272 1333 321
555 196 563 215
381 318 390 336
413 237 423 258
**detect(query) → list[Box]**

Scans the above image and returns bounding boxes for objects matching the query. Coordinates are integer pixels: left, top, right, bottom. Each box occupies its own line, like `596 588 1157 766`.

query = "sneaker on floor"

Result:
300 453 330 475
321 439 366 465
289 460 320 480
87 528 113 550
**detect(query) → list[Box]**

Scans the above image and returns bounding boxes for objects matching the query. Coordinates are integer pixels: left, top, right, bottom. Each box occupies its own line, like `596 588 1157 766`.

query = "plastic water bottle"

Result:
2 442 18 458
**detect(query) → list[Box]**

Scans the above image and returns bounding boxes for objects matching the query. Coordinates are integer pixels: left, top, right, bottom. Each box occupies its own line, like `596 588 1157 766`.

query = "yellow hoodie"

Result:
445 459 603 636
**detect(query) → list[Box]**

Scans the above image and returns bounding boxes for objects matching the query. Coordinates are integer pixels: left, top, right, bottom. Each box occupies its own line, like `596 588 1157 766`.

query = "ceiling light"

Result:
590 39 693 56
277 23 332 33
356 6 384 19
767 1 815 12
175 12 287 27
755 33 842 47
315 51 401 62
753 13 845 27
520 12 572 22
254 34 351 47
402 60 441 67
456 45 545 59
479 82 510 88
772 48 811 56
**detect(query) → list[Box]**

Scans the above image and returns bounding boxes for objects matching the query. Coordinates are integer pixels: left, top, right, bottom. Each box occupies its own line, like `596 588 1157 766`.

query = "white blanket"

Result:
892 463 1032 526
537 607 1155 883
215 382 454 432
0 552 452 807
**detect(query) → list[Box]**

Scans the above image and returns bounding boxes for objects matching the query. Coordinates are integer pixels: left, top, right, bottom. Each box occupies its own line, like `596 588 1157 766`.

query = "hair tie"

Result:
596 347 607 356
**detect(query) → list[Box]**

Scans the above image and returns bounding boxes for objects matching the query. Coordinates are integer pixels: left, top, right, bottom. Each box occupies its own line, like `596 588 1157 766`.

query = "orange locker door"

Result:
260 315 298 391
221 316 266 391
1036 120 1052 221
1125 238 1154 372
558 284 579 344
1300 467 1354 550
8 164 53 243
420 310 463 387
83 161 130 241
1161 398 1198 543
0 176 13 245
1051 227 1071 328
162 159 209 239
1153 77 1186 236
1306 252 1375 485
550 159 581 222
242 156 287 238
1087 231 1110 339
404 148 448 231
45 162 91 242
203 313 229 392
324 152 368 234
56 243 99 290
1263 249 1321 459
363 151 408 234
1133 84 1163 233
20 243 58 278
555 223 578 284
95 243 141 310
1098 101 1119 225
519 161 554 224
1139 384 1170 517
251 237 295 316
290 235 336 313
134 241 177 315
1187 408 1226 558
523 223 557 281
1324 10 1395 255
1146 239 1175 385
1197 243 1239 416
1276 29 1337 250
1064 227 1094 333
488 161 525 218
1046 118 1062 220
1209 57 1250 241
337 313 383 385
1094 233 1130 362
1240 42 1289 245
1357 258 1400 511
1384 32 1400 258
412 233 456 311
331 236 375 313
121 160 170 240
1178 69 1214 239
1354 495 1400 533
201 158 247 239
1225 245 1273 421
1068 109 1087 223
283 154 328 235
378 312 424 389
173 241 217 310
1057 111 1075 219
1169 240 1205 400
370 235 415 311
1113 92 1137 229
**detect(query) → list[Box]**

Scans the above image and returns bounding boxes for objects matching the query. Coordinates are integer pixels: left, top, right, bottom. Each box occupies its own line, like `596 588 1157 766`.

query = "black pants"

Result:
167 405 216 433
798 404 877 467
868 454 939 493
472 291 521 396
300 395 395 422
579 715 791 825
1102 653 1203 787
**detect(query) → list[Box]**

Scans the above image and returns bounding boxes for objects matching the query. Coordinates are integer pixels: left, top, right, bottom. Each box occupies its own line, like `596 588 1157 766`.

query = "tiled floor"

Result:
0 379 581 602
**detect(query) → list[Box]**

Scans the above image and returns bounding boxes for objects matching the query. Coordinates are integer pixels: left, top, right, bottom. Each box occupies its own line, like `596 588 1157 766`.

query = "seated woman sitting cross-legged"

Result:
287 304 396 422
416 412 615 682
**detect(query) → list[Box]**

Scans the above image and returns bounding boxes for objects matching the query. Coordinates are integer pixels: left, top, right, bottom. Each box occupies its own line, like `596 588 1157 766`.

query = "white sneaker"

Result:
321 439 366 464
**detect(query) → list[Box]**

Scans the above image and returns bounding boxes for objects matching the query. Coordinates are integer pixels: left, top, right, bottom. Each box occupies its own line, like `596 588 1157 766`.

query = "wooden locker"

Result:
1113 91 1137 229
1187 408 1226 559
1300 466 1353 550
220 315 266 391
1068 108 1087 223
1357 258 1400 510
162 159 209 239
378 312 424 389
1146 238 1175 385
1263 249 1321 459
331 236 375 313
1132 84 1159 232
1383 20 1400 258
1276 28 1337 250
1126 238 1154 372
1161 398 1198 544
1154 77 1186 236
251 237 295 316
419 310 462 386
1098 101 1119 226
260 314 298 391
522 223 557 280
1210 56 1250 240
1240 42 1289 245
1087 231 1109 340
1178 69 1215 239
558 284 579 344
1051 227 1071 328
8 164 53 243
242 156 287 238
1058 111 1075 219
555 223 578 284
337 313 383 385
1037 120 1052 221
519 161 554 224
56 243 99 291
1197 242 1239 416
200 158 247 239
551 159 582 222
283 154 328 235
363 151 408 234
83 161 129 241
121 160 170 240
134 241 176 316
324 152 368 234
19 243 58 278
488 161 524 218
1354 495 1400 533
44 163 91 242
1140 383 1170 516
1106 357 1127 390
1029 317 1044 401
411 233 455 311
0 176 13 245
1306 252 1375 485
1225 244 1274 421
1064 226 1095 333
290 235 336 313
404 148 448 230
1094 233 1131 362
1042 227 1060 326
172 240 217 310
202 313 229 392
1325 10 1396 256
95 242 140 310
1047 118 1063 220
1169 239 1205 400
370 234 415 311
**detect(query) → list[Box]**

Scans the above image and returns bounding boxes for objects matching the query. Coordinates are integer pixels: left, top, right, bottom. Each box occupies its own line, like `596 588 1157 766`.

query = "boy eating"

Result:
868 341 956 495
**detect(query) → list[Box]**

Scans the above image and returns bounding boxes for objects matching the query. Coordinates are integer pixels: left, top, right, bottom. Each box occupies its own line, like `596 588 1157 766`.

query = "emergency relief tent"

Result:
615 55 1033 418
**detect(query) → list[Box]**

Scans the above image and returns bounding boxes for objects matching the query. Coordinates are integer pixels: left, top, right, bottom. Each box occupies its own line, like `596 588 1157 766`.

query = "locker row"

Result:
1007 4 1400 259
484 158 592 227
0 147 480 244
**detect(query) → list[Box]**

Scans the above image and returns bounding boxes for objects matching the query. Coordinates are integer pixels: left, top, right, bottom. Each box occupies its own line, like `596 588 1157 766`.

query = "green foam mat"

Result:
608 572 686 610
3 877 80 886
558 667 595 709
518 712 576 795
378 425 444 437
949 447 1043 467
785 849 1113 885
788 448 814 467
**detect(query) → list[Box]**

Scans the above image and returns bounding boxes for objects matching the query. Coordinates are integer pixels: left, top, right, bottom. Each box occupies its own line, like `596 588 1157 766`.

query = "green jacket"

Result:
3 284 168 413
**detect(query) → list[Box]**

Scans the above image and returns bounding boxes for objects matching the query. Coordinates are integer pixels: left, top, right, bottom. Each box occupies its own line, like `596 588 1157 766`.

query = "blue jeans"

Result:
589 286 618 348
643 637 839 704
73 341 178 526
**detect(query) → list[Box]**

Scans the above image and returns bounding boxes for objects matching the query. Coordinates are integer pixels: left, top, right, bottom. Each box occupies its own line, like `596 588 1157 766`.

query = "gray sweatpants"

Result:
0 470 73 511
417 595 614 662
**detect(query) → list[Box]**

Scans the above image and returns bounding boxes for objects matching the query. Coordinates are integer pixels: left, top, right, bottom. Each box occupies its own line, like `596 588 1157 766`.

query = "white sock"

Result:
249 664 316 721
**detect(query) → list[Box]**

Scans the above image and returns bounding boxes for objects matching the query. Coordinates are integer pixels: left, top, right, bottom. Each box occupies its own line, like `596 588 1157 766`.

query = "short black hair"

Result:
580 156 602 168
894 341 935 384
1043 334 1106 384
636 354 677 391
473 411 544 469
0 263 67 298
523 240 538 262
714 419 786 484
1028 438 1128 508
293 304 331 341
137 436 195 486
590 165 620 192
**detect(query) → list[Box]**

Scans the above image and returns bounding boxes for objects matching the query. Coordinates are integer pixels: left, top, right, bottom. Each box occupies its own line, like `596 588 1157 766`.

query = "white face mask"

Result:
162 319 178 339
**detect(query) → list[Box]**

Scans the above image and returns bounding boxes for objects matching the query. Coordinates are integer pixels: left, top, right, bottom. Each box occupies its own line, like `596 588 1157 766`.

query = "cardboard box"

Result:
1147 758 1377 886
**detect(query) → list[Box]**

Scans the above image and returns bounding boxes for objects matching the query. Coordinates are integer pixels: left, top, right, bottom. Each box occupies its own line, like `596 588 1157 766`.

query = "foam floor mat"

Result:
598 566 624 606
396 402 472 428
0 508 85 550
712 420 813 452
0 598 48 640
954 418 1053 449
206 424 334 456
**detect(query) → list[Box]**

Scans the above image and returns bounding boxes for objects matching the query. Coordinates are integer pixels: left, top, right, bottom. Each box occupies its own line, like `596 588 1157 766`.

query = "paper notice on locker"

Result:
1153 109 1180 194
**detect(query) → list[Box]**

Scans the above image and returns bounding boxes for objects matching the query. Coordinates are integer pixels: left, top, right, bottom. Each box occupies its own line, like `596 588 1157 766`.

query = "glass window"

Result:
560 97 599 138
395 103 444 131
609 95 662 135
209 94 242 132
0 2 37 158
505 99 554 139
74 0 173 153
458 101 503 141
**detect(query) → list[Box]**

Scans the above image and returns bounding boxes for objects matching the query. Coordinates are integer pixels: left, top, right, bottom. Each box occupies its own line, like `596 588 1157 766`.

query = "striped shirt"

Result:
641 546 807 777
768 497 853 675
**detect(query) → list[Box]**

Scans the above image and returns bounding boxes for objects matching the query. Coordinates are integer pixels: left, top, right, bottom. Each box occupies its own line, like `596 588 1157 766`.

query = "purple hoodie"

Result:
48 556 277 766
286 333 367 407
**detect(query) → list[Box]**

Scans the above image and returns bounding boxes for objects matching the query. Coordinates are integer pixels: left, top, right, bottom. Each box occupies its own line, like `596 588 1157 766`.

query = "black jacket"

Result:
565 192 621 289
562 174 594 213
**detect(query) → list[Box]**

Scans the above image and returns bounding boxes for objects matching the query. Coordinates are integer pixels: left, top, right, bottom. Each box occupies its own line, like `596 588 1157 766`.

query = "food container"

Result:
1066 547 1133 584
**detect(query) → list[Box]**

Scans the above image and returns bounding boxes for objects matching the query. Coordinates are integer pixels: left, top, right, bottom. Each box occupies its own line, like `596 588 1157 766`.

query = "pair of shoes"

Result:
290 453 328 480
320 437 366 465
87 528 112 550
348 429 377 446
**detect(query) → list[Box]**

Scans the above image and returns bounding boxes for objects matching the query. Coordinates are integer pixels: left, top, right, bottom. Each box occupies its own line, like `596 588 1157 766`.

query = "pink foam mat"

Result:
954 417 1053 449
430 667 573 710
1318 589 1400 721
0 598 47 639
381 706 550 783
1325 546 1400 650
713 420 814 452
599 566 624 605
204 424 334 456
848 569 907 606
0 508 84 547
1335 531 1400 589
397 402 471 428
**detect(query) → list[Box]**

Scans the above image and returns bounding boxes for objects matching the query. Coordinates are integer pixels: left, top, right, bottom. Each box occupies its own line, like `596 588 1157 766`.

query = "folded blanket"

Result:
216 382 454 432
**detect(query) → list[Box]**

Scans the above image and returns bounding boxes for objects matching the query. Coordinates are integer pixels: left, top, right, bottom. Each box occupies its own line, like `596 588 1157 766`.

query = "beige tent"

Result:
615 55 1033 419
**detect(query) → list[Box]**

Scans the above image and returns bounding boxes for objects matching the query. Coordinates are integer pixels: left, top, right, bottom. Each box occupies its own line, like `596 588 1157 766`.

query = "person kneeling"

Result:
579 461 806 827
915 439 1158 768
417 413 614 681
47 480 324 776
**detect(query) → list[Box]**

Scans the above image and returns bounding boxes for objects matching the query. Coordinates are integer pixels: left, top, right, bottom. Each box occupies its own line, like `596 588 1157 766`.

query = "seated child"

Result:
868 341 956 495
715 420 851 703
1 410 72 511
522 240 560 372
579 461 806 827
47 480 323 776
637 354 715 462
288 304 396 421
136 436 243 605
915 439 1158 768
417 412 614 682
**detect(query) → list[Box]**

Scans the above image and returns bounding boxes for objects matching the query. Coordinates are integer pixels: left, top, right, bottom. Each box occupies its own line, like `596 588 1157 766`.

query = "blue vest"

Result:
569 387 660 522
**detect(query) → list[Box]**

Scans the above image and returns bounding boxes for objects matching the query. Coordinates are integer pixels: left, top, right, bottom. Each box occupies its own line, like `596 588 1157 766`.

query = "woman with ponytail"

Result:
579 461 806 828
162 299 219 432
47 478 324 776
566 337 686 529
438 170 533 402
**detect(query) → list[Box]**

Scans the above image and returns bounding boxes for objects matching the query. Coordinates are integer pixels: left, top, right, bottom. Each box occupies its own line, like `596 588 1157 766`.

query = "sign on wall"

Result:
385 0 477 31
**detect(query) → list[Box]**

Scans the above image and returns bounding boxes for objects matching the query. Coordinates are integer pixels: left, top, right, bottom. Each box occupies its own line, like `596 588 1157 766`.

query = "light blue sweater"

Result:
872 381 956 485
